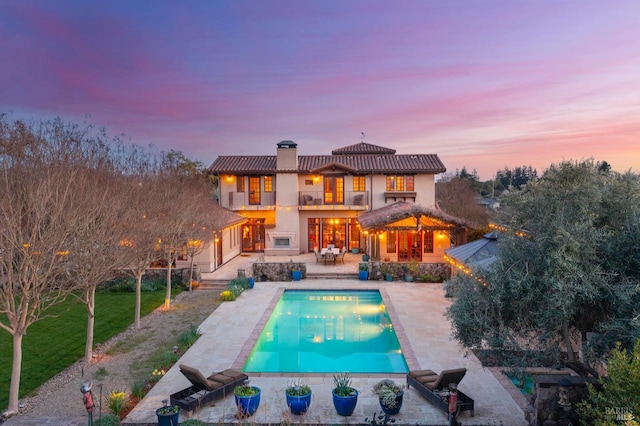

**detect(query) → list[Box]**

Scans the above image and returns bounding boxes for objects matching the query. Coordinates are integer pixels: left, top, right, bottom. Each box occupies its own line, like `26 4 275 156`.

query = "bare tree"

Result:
119 174 163 329
0 117 96 416
436 177 489 229
66 165 128 362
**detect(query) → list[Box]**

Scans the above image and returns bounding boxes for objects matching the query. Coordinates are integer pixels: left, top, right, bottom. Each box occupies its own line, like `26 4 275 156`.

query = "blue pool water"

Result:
243 290 409 373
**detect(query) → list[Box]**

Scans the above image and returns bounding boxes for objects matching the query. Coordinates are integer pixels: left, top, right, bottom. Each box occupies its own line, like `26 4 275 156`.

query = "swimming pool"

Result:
242 289 409 373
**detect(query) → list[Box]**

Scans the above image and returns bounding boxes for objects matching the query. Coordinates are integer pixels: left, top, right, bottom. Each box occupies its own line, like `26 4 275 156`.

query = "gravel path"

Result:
5 290 220 422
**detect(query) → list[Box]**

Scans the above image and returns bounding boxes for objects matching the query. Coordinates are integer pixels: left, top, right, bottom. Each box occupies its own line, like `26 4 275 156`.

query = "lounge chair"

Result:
406 368 474 418
170 364 248 417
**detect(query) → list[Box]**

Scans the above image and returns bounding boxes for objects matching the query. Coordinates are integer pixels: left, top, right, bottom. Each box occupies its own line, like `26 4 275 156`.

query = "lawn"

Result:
0 289 169 412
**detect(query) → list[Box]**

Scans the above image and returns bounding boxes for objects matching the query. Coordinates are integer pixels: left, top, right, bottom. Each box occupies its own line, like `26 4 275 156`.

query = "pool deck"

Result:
122 253 528 425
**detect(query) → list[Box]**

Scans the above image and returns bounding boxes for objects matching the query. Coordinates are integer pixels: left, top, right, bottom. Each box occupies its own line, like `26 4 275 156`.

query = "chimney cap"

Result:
277 140 297 149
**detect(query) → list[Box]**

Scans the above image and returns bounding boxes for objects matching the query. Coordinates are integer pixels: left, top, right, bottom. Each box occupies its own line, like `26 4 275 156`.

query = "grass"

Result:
0 288 170 412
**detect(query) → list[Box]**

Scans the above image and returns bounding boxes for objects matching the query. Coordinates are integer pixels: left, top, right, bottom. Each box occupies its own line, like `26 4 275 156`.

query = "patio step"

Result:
305 272 359 280
198 279 228 290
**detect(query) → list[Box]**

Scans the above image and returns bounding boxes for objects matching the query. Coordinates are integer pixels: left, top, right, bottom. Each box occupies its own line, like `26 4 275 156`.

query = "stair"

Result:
305 272 359 280
198 279 228 291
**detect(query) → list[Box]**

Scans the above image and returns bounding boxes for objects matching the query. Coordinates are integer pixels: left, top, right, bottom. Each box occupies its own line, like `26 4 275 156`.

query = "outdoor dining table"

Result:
320 247 340 264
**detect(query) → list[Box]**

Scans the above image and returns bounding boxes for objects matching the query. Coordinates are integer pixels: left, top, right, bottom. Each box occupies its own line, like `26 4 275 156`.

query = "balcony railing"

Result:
298 191 368 209
224 192 276 210
220 191 369 210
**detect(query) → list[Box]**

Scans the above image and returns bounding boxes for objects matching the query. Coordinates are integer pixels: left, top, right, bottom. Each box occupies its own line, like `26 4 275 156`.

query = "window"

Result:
423 230 434 253
236 176 245 192
406 176 414 191
264 176 273 192
353 176 365 192
249 176 260 204
387 230 397 253
324 176 344 204
386 175 415 191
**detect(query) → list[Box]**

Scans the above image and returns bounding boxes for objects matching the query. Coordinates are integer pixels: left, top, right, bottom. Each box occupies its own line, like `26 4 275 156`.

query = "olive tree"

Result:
446 160 640 369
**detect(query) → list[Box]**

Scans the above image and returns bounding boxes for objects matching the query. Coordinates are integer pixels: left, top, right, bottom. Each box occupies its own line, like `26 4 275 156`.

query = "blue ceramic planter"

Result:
332 389 358 416
286 391 312 415
379 391 403 415
156 408 179 426
292 270 302 281
235 387 261 416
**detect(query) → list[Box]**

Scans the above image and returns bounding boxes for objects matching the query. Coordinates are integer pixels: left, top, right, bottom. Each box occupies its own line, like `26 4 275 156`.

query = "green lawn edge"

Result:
0 289 172 412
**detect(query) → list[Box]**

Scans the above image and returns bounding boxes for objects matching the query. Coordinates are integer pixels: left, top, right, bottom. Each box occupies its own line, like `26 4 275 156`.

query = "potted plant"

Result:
372 379 404 415
332 372 358 416
291 265 302 281
362 253 370 261
234 384 261 417
155 403 180 426
405 259 420 282
285 379 312 415
358 263 369 281
379 263 393 281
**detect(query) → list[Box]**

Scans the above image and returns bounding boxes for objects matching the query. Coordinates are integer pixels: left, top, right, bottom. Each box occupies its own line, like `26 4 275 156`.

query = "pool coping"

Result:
232 287 420 375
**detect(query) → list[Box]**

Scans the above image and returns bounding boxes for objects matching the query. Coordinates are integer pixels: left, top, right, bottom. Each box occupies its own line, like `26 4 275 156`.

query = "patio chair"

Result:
335 247 347 263
170 364 248 418
313 248 323 264
324 252 336 264
406 368 474 418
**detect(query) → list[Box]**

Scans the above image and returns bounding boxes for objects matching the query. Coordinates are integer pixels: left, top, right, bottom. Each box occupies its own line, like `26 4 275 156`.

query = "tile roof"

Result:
331 142 396 155
209 144 445 174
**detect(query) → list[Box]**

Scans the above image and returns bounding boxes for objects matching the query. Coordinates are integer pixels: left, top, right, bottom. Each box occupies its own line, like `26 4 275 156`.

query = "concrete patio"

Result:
122 253 528 425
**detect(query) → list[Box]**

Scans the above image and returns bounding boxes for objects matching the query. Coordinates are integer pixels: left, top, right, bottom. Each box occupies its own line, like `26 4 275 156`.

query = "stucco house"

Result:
207 141 468 264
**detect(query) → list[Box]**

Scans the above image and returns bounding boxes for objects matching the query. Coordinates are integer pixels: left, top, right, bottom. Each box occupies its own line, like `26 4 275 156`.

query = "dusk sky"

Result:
2 1 639 180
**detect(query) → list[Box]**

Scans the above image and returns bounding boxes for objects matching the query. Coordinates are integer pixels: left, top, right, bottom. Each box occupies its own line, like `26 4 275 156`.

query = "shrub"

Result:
130 380 146 399
333 372 356 396
220 289 236 301
372 379 403 409
576 340 640 425
159 350 179 367
150 368 166 384
285 379 311 396
94 413 120 426
181 420 208 426
107 390 128 417
229 276 250 290
234 384 259 396
179 324 200 348
95 367 108 379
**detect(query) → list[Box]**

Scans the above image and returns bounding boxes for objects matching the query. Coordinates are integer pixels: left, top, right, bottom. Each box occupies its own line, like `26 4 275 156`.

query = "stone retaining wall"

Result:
367 261 450 282
527 374 594 425
252 262 307 281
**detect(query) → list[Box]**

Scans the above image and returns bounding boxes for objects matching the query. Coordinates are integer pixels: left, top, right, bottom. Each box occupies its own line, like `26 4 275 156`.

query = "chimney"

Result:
276 140 298 170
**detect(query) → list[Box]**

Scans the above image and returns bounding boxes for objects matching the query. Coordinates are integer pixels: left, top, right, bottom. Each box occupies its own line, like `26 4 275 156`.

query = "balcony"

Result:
298 191 368 210
220 191 369 211
224 192 276 211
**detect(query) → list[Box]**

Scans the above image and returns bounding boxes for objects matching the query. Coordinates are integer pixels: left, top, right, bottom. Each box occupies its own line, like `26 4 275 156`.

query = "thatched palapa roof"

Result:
357 201 469 231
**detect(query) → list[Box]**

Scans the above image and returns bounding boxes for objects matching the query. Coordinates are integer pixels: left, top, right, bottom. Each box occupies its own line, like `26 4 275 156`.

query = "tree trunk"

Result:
135 273 142 329
165 262 172 309
562 321 576 363
189 257 196 292
7 333 24 417
84 287 96 362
